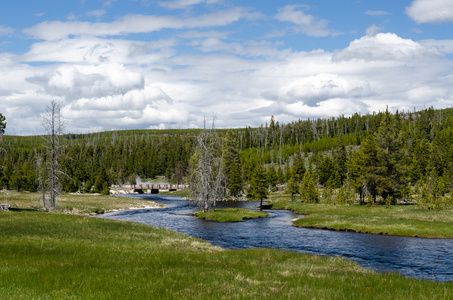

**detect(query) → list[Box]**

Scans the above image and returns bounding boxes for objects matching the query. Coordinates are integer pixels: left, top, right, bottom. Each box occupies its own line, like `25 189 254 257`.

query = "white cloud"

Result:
0 25 14 36
23 8 258 40
159 0 221 10
366 25 382 37
87 10 107 18
275 5 336 37
3 29 453 134
22 37 177 64
420 39 453 54
365 10 390 16
27 64 145 100
406 0 453 23
333 33 439 61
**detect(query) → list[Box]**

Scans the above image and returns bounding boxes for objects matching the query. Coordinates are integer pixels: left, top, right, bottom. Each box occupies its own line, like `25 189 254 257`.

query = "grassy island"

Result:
196 207 269 222
270 198 453 239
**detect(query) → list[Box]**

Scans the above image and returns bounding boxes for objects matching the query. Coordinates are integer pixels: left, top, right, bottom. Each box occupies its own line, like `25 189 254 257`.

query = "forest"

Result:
1 106 453 210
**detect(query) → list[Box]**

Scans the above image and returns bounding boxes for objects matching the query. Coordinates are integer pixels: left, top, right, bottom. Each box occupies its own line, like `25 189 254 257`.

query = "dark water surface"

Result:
97 195 453 282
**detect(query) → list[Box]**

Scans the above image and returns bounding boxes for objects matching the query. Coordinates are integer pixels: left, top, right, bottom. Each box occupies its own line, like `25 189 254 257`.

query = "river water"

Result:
97 194 453 282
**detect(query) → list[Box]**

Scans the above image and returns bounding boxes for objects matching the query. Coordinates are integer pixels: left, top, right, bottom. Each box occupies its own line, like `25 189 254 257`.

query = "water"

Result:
97 194 453 282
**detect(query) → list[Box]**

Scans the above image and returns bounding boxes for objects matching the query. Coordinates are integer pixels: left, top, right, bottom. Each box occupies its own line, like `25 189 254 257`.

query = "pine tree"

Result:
354 135 387 204
248 164 269 211
222 130 243 197
286 173 300 201
300 170 319 203
267 166 278 190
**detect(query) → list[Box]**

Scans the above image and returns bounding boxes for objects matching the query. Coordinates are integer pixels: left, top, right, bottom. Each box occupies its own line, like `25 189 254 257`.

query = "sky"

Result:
1 0 453 135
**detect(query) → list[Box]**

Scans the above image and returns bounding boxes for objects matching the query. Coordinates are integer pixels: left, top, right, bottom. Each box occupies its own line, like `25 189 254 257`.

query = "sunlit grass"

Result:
196 208 269 222
2 191 163 214
268 193 453 238
0 210 451 299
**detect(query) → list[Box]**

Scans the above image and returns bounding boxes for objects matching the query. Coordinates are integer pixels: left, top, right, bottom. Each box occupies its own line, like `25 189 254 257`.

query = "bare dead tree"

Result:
41 101 66 210
189 118 225 212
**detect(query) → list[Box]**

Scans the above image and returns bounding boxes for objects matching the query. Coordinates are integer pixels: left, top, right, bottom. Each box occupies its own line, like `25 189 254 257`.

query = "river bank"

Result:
267 194 453 239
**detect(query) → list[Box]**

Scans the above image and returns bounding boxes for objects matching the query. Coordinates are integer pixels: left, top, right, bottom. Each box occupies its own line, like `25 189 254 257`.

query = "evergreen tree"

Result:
375 109 407 200
353 135 387 204
318 155 334 186
300 170 319 203
248 164 269 211
286 173 300 201
228 163 243 197
222 130 242 197
277 166 285 184
267 166 278 190
292 151 306 180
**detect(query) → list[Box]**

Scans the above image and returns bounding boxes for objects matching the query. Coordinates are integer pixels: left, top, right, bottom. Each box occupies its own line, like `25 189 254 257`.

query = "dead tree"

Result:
189 119 224 212
41 101 65 210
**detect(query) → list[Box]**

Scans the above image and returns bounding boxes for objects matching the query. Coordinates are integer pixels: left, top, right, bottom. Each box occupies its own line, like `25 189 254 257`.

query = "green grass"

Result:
268 193 453 239
2 191 164 214
0 210 452 299
196 208 269 222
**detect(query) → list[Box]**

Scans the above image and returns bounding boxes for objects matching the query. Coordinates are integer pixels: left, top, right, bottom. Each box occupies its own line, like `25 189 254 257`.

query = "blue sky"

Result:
1 0 453 135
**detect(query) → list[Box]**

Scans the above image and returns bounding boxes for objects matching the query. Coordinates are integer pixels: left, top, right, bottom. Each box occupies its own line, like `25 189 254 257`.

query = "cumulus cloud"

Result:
420 39 453 54
26 64 144 100
272 74 372 106
276 5 336 37
22 37 177 64
23 8 258 40
3 27 453 134
333 33 439 61
406 0 453 23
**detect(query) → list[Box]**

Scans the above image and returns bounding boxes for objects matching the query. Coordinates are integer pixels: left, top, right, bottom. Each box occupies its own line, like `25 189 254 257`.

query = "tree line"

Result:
1 106 453 210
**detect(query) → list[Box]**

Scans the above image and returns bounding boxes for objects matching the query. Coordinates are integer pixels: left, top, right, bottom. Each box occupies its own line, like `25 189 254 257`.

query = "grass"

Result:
196 208 269 222
268 193 453 239
1 210 452 299
2 191 164 214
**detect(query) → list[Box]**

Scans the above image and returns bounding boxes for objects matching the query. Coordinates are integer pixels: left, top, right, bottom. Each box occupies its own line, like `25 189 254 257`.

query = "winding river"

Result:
97 194 453 282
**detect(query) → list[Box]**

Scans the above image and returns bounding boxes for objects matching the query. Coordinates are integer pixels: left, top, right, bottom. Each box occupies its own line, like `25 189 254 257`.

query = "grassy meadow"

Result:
2 191 164 214
0 192 452 298
268 192 453 239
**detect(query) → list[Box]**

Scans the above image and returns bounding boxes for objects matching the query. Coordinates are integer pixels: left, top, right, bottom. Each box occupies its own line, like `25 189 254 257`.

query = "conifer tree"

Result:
267 166 278 190
353 135 387 204
222 130 242 197
248 164 269 210
286 173 300 201
300 170 319 203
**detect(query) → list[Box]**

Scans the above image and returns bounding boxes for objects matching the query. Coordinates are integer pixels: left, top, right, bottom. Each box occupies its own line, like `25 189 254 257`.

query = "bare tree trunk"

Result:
41 100 65 211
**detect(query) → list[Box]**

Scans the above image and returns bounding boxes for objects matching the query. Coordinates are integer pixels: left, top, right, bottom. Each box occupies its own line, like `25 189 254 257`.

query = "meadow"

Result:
268 193 453 239
0 192 452 298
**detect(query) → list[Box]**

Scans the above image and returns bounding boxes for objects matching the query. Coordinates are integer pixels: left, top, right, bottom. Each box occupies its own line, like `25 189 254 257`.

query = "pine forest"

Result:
1 106 453 210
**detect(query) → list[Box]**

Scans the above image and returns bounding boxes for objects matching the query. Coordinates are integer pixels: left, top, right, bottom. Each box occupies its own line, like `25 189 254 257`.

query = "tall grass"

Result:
0 210 451 299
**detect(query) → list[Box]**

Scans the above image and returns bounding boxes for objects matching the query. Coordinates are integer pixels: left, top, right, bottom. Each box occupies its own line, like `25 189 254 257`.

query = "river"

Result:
97 194 453 282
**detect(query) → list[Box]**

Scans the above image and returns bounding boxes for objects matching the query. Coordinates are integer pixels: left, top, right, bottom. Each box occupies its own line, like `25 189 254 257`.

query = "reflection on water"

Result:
97 194 453 282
